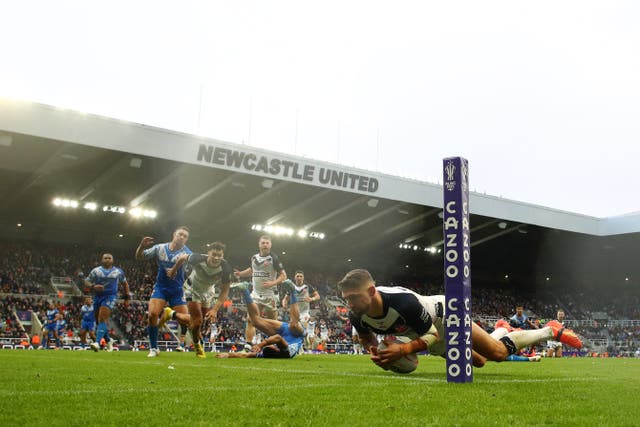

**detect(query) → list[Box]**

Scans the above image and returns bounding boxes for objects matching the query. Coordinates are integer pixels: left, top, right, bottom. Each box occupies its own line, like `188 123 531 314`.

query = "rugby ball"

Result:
377 338 419 374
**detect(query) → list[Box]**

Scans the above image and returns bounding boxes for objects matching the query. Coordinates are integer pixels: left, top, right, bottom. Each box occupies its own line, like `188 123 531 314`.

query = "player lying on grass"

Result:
216 283 303 359
339 269 582 371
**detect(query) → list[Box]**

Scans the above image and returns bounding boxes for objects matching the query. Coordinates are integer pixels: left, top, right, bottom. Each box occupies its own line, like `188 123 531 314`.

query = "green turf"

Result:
1 350 639 426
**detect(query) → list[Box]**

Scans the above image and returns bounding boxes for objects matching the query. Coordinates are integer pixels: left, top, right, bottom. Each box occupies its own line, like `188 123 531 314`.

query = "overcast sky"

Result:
1 1 639 217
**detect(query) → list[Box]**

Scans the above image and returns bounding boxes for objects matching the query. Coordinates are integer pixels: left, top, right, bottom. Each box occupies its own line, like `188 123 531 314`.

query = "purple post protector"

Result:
442 157 473 383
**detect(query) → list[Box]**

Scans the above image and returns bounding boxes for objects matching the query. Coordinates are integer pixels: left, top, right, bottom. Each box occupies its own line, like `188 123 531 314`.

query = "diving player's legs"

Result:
287 298 303 336
472 322 553 363
242 289 281 337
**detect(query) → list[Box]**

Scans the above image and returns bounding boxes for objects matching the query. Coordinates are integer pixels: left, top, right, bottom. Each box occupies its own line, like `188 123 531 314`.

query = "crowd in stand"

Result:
1 239 639 355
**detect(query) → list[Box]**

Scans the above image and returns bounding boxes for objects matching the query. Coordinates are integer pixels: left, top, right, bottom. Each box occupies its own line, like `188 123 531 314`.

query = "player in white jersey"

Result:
233 235 287 344
168 241 232 358
351 322 362 354
304 318 317 351
546 309 567 357
318 319 330 351
282 270 319 327
339 269 582 372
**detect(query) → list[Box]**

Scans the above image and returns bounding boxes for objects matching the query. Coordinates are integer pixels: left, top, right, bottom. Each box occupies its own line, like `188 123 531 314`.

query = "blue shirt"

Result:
510 313 528 329
56 319 66 333
87 266 127 296
143 243 192 289
81 304 94 323
45 308 58 324
279 323 304 357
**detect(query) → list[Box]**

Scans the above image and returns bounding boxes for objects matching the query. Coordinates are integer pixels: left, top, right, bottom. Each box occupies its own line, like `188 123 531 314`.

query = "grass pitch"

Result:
1 350 639 426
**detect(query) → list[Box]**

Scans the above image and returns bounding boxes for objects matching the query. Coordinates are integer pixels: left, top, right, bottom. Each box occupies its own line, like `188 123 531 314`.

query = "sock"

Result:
104 330 111 342
243 289 254 304
148 325 159 350
506 354 530 362
96 322 108 344
289 291 298 304
503 328 552 353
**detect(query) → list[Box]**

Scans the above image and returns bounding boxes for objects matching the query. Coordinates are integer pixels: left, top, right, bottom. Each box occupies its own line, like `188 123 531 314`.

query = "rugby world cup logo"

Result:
445 161 456 191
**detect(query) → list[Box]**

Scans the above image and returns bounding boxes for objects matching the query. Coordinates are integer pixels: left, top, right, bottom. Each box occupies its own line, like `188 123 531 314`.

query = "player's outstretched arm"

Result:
207 282 230 321
234 267 252 279
264 270 287 288
166 253 189 279
258 334 288 351
135 236 155 260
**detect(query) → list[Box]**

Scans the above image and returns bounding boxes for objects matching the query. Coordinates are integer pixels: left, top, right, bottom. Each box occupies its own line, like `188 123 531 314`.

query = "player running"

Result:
281 270 319 328
79 296 96 348
546 309 568 358
232 235 287 344
339 269 582 372
135 226 192 358
39 301 59 349
85 253 130 352
166 241 232 358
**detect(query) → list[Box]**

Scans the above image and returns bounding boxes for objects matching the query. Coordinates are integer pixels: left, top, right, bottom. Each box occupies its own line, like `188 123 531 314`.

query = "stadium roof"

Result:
0 98 638 286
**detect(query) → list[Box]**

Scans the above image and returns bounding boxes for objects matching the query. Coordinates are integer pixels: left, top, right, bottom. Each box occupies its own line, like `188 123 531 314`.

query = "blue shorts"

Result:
94 294 117 311
81 320 96 331
45 323 57 332
151 284 186 307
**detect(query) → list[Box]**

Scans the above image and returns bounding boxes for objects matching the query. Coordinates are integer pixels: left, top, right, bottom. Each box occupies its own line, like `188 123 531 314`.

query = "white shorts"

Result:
251 292 278 313
184 280 215 308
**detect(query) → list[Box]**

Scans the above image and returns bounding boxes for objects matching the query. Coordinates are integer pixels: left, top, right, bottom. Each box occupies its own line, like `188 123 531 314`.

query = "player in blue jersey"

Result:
135 226 192 358
509 305 537 330
216 286 304 359
79 296 96 348
55 313 67 344
39 302 60 349
85 253 130 352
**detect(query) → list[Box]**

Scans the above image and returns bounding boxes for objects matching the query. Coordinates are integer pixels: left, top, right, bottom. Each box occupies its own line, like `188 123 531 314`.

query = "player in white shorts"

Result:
339 269 582 372
233 235 288 344
351 322 362 354
546 309 566 358
282 270 319 328
318 319 330 351
167 241 232 358
305 318 318 351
